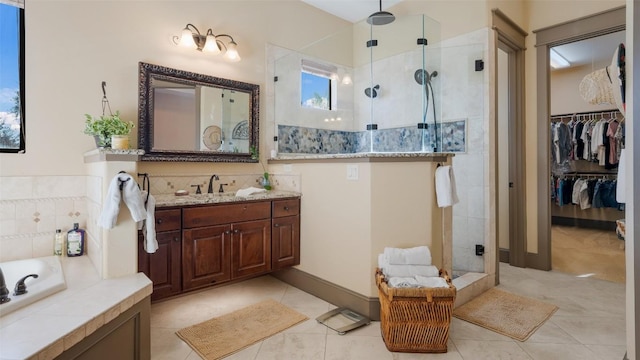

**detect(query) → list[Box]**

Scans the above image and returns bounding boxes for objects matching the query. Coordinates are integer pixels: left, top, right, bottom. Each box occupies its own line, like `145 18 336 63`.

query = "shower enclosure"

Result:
269 15 487 276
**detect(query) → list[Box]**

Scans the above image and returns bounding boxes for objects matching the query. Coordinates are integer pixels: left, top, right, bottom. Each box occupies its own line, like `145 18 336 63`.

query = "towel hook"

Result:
117 171 130 191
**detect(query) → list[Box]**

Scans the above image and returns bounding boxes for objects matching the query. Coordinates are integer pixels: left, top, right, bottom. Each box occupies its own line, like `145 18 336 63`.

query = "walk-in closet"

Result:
549 31 626 283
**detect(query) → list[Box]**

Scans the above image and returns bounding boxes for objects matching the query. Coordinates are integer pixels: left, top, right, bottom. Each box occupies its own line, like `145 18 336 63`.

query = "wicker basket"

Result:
375 268 456 353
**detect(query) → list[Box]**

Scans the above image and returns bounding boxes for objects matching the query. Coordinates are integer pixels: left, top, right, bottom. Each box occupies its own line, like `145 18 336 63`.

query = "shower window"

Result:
301 72 332 110
300 59 337 111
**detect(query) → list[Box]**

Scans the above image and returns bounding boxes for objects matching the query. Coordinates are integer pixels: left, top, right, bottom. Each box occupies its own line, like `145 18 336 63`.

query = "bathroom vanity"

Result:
138 192 301 301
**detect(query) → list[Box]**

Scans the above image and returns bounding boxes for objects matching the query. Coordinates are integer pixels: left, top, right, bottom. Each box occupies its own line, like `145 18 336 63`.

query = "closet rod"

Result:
551 108 619 118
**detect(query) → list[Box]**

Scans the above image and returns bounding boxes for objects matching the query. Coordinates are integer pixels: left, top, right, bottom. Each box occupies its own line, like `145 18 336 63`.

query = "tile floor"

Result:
150 263 626 360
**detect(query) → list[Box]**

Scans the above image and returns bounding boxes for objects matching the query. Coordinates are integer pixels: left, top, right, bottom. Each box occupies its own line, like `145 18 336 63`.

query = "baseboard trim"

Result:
271 267 381 321
551 216 616 231
499 248 510 263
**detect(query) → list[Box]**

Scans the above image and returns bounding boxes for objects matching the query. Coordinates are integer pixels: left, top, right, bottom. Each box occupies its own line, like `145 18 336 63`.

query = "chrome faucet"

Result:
0 267 10 304
208 174 220 194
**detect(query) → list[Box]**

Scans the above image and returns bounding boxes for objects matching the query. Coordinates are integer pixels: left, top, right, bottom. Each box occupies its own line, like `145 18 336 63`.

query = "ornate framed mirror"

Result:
138 62 259 162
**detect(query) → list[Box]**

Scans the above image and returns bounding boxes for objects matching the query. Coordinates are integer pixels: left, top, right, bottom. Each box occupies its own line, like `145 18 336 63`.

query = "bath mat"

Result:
176 299 308 359
453 288 558 341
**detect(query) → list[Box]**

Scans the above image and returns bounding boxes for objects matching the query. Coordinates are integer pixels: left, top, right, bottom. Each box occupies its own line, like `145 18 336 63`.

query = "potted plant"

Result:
250 145 272 190
84 111 135 149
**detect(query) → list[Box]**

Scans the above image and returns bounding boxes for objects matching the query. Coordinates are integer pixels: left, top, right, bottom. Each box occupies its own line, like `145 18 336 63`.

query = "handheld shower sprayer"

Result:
414 68 439 152
414 69 438 85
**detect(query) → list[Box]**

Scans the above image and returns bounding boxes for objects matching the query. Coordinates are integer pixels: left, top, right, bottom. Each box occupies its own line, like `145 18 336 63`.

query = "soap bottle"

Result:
66 223 85 257
53 229 64 256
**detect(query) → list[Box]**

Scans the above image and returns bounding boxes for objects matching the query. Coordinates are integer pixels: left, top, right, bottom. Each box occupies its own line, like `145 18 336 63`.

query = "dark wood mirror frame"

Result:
138 61 260 162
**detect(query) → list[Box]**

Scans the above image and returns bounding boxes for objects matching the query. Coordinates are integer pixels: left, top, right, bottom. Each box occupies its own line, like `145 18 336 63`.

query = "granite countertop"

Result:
269 152 454 162
154 190 301 208
0 256 152 360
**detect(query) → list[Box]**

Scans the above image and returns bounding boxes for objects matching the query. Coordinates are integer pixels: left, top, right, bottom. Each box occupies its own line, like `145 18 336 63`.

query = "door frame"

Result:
492 9 528 276
531 6 625 270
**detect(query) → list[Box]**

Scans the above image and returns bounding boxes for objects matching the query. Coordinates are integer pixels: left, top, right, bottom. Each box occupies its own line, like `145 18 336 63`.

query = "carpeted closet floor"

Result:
552 225 625 283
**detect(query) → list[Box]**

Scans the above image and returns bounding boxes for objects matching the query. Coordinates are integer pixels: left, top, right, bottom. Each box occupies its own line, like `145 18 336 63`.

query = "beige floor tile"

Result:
391 341 463 359
452 339 533 359
518 342 601 360
524 320 580 344
449 318 515 342
325 333 392 360
255 333 327 360
551 316 626 346
585 344 628 360
149 327 193 360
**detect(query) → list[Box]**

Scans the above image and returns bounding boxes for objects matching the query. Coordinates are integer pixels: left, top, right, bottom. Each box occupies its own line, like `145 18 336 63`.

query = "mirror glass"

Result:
138 62 259 162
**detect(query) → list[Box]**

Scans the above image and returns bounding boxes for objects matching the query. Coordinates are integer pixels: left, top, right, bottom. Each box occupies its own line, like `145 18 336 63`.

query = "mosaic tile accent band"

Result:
278 120 466 154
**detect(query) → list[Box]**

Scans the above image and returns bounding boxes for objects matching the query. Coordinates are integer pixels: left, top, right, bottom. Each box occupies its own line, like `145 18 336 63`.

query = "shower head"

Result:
414 69 438 85
367 0 395 25
365 84 380 98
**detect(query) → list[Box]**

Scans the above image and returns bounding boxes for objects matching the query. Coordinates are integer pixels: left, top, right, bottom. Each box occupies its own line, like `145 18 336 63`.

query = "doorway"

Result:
533 6 625 271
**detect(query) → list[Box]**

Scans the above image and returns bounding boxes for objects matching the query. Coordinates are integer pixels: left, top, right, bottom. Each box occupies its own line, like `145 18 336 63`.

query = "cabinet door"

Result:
138 230 181 301
231 219 272 279
183 225 231 290
272 215 300 270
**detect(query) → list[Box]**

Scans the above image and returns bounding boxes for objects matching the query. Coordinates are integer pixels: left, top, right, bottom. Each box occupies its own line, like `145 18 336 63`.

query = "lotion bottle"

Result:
66 223 85 257
53 229 64 256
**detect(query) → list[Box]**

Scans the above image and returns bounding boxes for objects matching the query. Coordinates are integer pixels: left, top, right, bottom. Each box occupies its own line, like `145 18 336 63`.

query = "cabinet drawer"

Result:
183 202 271 228
155 209 181 232
272 199 300 218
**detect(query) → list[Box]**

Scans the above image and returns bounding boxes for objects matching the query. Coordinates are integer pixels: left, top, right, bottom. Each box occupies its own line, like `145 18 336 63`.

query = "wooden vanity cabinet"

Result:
137 209 181 301
272 199 301 270
139 197 300 300
182 202 272 291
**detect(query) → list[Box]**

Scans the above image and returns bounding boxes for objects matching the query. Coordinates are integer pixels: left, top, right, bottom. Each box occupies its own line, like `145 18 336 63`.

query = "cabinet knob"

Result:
174 237 179 242
157 219 163 224
274 223 280 228
234 229 240 233
284 206 289 211
225 230 231 235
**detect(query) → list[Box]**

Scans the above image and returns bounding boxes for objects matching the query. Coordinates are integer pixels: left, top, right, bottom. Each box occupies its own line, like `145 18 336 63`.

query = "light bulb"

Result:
202 34 221 54
224 41 241 62
179 27 197 49
341 75 352 85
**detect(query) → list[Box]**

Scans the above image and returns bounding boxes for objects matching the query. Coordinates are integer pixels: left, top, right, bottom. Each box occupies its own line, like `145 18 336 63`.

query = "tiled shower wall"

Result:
0 176 92 263
278 121 466 154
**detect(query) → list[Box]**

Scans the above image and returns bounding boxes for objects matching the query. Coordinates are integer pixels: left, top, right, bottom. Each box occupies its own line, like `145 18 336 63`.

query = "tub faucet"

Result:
208 174 220 194
14 274 38 296
0 267 10 304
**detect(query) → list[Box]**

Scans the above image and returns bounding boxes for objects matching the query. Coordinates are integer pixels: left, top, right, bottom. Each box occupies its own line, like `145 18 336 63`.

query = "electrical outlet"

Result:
347 164 359 180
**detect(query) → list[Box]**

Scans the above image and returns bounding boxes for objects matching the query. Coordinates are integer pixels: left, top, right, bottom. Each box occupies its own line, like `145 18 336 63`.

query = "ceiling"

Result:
301 0 403 23
552 31 626 70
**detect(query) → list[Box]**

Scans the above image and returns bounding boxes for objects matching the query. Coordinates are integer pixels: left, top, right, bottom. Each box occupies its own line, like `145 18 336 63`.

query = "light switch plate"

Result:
346 164 359 180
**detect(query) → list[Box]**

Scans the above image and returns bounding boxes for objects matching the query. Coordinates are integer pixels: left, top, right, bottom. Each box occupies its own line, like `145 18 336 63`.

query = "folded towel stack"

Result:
378 246 447 289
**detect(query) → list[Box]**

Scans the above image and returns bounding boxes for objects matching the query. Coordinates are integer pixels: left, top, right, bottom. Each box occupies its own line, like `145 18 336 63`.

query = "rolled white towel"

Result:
388 277 419 288
382 264 440 279
384 246 432 265
415 275 449 288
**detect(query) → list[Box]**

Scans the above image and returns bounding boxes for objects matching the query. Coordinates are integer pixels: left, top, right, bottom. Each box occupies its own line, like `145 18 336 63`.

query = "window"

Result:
300 59 337 111
0 1 25 153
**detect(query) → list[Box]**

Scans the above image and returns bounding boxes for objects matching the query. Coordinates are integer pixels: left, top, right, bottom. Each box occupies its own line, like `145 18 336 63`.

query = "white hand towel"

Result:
435 165 459 208
98 175 123 229
235 187 267 197
141 191 158 254
415 275 449 288
121 174 147 222
382 264 440 278
384 246 432 265
388 277 419 288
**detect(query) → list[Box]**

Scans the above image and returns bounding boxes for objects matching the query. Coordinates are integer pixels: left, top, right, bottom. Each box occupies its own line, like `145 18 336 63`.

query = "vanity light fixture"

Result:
173 24 241 62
